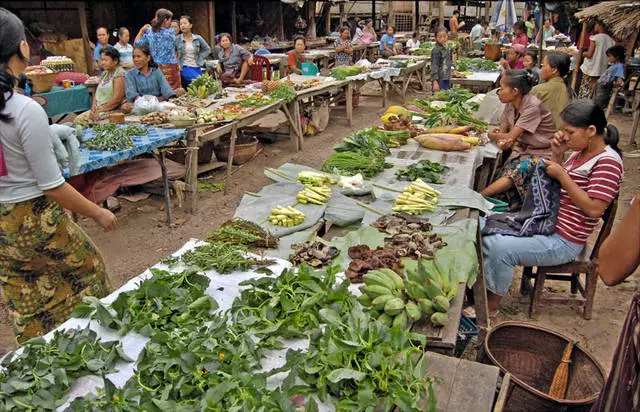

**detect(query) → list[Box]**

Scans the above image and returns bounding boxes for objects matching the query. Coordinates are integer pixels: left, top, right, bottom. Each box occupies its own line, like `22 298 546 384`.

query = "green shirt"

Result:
530 77 569 130
525 21 535 39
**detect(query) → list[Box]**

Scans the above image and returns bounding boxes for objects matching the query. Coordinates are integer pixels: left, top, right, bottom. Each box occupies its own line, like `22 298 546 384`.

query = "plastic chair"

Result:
250 55 272 82
301 62 319 76
519 199 618 319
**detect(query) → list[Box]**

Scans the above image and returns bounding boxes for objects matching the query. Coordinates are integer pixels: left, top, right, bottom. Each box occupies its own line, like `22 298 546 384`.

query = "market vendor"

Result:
500 44 525 71
531 52 572 129
93 26 110 73
334 27 354 65
176 15 211 88
0 7 115 343
287 36 306 75
481 70 556 208
74 46 126 126
482 101 623 315
215 33 253 86
134 8 182 91
379 26 399 58
122 45 176 113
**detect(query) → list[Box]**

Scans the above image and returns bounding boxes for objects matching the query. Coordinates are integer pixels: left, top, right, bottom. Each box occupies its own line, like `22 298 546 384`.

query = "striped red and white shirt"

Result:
556 146 623 245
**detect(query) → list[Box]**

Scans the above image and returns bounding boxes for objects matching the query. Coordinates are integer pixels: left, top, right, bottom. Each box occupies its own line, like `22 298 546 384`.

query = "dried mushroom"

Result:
290 241 340 268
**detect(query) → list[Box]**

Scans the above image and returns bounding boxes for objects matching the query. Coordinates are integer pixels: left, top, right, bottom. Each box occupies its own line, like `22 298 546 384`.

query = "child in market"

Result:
593 45 625 110
523 50 541 85
431 27 452 92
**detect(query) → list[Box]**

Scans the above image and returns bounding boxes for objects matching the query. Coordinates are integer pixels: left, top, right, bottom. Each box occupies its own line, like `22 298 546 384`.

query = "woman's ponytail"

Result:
0 7 27 122
151 8 173 33
605 124 621 157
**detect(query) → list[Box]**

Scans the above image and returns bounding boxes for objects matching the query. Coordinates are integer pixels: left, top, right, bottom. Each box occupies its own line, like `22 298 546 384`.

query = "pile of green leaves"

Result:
396 160 449 183
0 328 130 411
71 269 217 339
426 88 476 105
207 219 279 248
238 95 275 108
331 66 362 80
187 73 222 99
412 98 487 129
179 242 275 274
412 42 435 56
84 124 148 151
455 58 499 72
230 265 353 340
322 151 390 178
284 304 434 411
334 127 391 159
269 84 296 103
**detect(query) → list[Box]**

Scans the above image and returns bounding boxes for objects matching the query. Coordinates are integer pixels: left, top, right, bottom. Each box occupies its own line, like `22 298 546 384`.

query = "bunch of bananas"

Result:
404 259 457 327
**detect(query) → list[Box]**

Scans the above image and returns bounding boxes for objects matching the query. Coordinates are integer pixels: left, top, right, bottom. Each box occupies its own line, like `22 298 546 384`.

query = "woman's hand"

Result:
497 136 515 150
542 159 567 181
432 81 440 92
216 64 222 74
140 24 151 33
89 110 100 121
92 208 117 232
552 130 569 162
488 128 501 141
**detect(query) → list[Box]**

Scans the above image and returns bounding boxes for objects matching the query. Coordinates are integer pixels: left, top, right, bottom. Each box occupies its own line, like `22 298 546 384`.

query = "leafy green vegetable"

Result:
269 84 296 103
84 124 148 151
426 88 476 104
180 242 275 274
331 66 362 80
455 58 500 72
322 152 390 178
0 328 130 411
412 97 488 129
187 73 222 99
396 160 449 183
334 127 391 159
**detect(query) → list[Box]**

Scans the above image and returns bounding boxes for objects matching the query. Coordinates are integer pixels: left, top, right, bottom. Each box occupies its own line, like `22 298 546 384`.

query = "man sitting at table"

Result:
122 45 176 113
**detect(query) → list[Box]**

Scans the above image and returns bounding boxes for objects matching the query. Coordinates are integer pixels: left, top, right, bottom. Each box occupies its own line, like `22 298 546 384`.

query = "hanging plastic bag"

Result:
132 95 161 115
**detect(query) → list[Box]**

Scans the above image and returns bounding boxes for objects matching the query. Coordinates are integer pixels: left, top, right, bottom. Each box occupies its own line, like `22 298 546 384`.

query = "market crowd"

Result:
0 5 639 410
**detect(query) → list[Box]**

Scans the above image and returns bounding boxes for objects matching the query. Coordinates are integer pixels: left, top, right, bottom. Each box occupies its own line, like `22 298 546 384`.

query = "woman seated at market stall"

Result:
511 21 529 47
215 33 253 86
500 44 525 71
74 46 126 126
531 52 572 130
481 70 556 208
176 15 211 88
482 101 623 314
287 36 306 75
122 45 176 113
334 27 354 66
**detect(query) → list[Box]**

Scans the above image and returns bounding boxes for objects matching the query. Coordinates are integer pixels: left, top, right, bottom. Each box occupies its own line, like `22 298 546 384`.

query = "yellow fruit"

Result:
381 113 400 127
385 105 410 117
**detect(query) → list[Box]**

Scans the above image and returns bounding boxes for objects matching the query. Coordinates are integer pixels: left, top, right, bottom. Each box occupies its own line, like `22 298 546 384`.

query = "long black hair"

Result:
134 45 158 68
503 69 535 95
560 100 621 156
0 7 27 122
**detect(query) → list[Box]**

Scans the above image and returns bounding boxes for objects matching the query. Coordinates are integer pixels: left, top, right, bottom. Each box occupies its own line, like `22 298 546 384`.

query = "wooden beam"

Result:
485 1 490 21
231 1 237 43
439 0 445 27
307 1 317 40
572 20 587 91
279 2 284 41
77 1 92 75
324 1 331 34
208 1 216 47
414 0 419 32
625 30 639 75
339 2 345 27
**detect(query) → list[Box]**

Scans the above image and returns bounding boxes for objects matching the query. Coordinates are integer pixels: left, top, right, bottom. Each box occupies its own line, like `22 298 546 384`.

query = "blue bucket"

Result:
301 62 319 76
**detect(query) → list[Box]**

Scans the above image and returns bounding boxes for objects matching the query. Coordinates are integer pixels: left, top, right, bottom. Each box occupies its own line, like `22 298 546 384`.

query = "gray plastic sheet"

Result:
264 162 373 196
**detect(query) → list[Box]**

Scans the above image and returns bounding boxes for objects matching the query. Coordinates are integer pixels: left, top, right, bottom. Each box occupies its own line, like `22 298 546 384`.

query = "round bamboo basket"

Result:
479 322 604 412
26 71 58 93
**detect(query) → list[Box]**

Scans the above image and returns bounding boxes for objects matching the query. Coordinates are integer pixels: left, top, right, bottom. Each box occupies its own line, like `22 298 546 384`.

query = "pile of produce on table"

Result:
345 245 403 282
297 185 332 205
386 232 446 258
455 57 500 72
269 205 306 227
290 241 340 267
371 213 433 235
207 219 279 248
172 94 213 109
338 173 364 189
393 179 440 214
297 170 337 186
83 124 147 151
187 73 224 99
425 88 476 104
284 77 323 90
331 65 362 80
173 241 275 274
267 83 296 103
396 159 449 183
140 111 170 125
322 151 389 178
408 97 488 131
412 42 435 56
358 258 458 330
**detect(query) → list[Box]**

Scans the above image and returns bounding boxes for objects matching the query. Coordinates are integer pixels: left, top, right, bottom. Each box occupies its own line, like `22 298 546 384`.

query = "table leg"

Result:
380 80 387 107
472 213 490 350
631 94 640 145
345 83 353 127
282 102 301 151
152 150 172 227
292 99 303 149
224 122 238 195
186 129 199 213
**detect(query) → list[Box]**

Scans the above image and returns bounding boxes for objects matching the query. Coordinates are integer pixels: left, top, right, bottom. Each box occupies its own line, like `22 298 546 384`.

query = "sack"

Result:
309 100 330 133
132 95 160 115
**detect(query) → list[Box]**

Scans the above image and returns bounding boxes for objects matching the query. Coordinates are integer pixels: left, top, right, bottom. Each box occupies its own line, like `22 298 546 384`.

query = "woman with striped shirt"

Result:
482 100 623 314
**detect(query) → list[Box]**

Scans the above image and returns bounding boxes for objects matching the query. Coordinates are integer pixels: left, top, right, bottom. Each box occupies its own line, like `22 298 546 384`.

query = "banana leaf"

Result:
328 226 387 271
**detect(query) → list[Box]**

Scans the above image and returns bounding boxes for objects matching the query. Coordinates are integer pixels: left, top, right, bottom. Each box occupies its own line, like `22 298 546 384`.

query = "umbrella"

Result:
490 0 517 32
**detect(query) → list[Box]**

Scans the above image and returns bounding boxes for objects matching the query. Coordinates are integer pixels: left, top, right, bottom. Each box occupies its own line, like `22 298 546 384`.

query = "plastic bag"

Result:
132 95 161 115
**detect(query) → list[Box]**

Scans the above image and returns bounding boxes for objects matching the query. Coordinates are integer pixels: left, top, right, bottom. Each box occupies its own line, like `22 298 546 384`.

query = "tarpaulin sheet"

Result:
264 163 373 196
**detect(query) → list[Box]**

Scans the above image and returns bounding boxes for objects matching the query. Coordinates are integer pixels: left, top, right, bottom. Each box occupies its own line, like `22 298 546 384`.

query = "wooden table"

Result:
299 49 335 69
286 79 353 150
384 60 428 101
452 72 501 93
424 352 503 412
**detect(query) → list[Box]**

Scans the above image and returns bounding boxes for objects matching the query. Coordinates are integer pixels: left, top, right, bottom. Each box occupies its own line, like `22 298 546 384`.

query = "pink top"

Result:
509 57 525 70
512 33 529 47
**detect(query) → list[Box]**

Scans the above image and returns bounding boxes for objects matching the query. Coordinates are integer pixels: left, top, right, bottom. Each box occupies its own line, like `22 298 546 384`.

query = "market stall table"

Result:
260 53 287 76
31 85 92 122
452 71 501 93
299 49 335 69
385 60 428 101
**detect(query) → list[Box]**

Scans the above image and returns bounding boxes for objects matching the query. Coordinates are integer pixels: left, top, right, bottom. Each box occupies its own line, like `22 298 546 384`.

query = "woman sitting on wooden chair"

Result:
482 101 623 315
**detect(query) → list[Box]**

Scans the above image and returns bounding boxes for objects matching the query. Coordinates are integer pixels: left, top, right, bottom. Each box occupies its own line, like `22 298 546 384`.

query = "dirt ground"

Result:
2 83 639 374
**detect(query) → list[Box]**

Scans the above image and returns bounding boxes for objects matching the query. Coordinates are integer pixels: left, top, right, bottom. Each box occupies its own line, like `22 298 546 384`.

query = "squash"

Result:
414 134 471 152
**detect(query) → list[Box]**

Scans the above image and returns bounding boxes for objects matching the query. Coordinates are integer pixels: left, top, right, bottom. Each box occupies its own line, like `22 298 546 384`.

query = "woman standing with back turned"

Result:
135 8 181 90
0 8 116 344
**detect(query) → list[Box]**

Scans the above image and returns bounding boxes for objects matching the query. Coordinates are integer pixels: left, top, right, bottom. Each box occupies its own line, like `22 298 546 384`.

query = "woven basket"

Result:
27 72 58 93
479 322 604 412
214 136 258 165
485 44 502 61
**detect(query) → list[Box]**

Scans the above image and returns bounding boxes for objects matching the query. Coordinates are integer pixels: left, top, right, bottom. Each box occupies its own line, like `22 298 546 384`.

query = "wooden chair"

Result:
519 199 618 320
249 54 272 82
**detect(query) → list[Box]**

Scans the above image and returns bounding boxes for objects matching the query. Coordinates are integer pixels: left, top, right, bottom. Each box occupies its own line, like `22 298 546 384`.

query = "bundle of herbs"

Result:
207 219 279 248
396 159 449 183
180 242 275 273
84 124 147 151
322 152 390 178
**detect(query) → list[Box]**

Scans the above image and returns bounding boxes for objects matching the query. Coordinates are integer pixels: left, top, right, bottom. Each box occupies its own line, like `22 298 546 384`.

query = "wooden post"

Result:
307 1 317 40
372 0 376 26
538 0 544 69
414 0 419 32
339 2 346 26
279 2 285 41
231 1 237 43
208 1 216 47
439 0 445 27
625 30 639 74
324 1 331 34
485 1 490 21
77 1 92 74
572 20 587 91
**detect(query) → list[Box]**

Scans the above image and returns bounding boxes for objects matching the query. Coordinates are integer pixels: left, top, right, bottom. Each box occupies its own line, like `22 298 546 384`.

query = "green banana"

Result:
357 293 372 307
433 295 450 313
405 301 421 322
363 270 397 291
378 313 394 327
384 297 406 316
424 278 444 300
372 294 395 311
431 312 448 327
392 311 408 330
365 285 396 298
379 268 405 291
418 298 435 316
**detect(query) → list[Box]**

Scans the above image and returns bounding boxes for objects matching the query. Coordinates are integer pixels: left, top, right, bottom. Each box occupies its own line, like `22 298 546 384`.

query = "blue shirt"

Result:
135 27 178 65
125 67 176 102
379 34 396 51
93 42 105 62
598 63 624 84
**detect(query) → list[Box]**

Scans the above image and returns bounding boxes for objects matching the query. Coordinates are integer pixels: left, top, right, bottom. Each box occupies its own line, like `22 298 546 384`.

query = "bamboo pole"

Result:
307 1 317 40
439 1 445 27
231 1 237 42
208 1 216 47
571 21 588 91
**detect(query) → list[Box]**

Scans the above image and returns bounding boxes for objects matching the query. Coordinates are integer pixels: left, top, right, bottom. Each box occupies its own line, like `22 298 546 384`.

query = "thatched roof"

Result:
575 1 640 39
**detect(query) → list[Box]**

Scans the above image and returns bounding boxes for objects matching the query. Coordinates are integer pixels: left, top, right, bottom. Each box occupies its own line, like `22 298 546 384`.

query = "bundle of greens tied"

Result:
83 124 148 151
